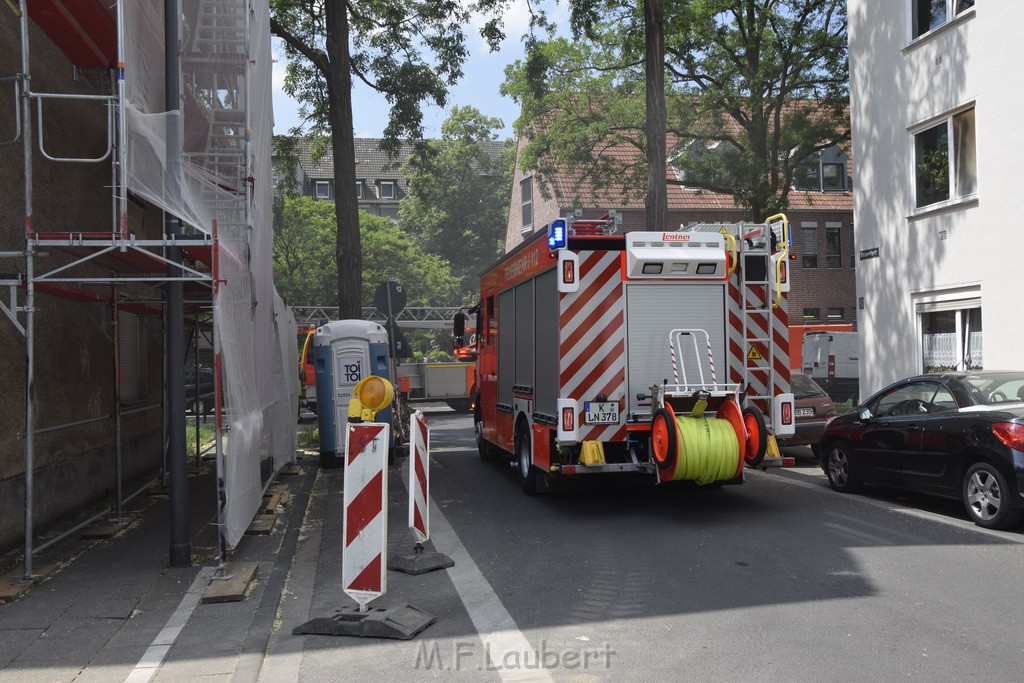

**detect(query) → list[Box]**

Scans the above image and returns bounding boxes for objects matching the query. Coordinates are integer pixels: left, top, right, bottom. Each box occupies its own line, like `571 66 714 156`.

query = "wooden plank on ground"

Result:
279 463 303 476
0 565 52 603
262 492 282 514
245 514 276 535
80 521 125 540
201 562 259 604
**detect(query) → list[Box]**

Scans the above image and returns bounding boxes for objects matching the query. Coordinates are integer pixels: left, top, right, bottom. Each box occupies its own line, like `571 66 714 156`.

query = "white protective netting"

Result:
123 0 297 548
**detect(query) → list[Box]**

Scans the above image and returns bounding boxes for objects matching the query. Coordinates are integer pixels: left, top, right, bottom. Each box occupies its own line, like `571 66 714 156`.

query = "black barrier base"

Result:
319 450 342 469
292 602 434 640
388 550 454 575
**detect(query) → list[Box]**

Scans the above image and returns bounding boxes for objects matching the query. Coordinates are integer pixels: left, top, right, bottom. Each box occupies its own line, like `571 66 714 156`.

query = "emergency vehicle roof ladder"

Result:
738 215 789 408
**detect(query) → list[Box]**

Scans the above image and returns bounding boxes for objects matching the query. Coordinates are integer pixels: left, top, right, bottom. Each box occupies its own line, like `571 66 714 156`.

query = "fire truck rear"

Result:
472 213 796 493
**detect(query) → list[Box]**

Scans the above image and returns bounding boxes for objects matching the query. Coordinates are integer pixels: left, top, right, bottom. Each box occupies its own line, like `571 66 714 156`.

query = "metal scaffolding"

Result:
1 0 292 580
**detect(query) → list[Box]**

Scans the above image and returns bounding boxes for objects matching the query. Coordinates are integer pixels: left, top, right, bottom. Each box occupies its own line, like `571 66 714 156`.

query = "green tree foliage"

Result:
272 195 459 307
398 106 515 302
269 0 513 317
504 0 849 221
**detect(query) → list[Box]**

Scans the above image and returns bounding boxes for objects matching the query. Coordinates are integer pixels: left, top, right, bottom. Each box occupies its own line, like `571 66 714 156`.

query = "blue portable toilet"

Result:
313 320 392 468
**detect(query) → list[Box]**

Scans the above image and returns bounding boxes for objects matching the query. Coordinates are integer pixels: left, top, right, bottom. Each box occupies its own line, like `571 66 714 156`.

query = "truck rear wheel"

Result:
515 422 539 495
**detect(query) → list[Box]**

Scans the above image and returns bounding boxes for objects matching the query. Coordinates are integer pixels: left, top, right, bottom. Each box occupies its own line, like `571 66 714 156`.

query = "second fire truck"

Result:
469 212 796 493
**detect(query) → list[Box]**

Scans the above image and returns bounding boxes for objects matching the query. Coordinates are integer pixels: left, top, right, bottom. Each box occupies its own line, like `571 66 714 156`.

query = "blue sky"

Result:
270 1 567 141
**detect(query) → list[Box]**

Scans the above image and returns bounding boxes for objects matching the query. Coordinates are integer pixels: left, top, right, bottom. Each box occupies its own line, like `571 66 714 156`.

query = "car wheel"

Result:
825 442 862 493
515 421 539 495
963 462 1024 530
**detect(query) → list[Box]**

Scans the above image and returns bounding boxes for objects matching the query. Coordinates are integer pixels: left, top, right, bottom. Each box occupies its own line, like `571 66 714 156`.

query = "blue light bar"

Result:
547 219 567 250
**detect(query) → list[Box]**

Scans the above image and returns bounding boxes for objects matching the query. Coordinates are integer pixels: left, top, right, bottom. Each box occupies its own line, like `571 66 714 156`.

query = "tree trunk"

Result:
644 0 668 232
325 0 361 318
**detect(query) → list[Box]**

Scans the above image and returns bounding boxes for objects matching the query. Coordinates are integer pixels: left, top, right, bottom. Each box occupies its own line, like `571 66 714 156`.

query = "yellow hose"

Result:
667 416 741 485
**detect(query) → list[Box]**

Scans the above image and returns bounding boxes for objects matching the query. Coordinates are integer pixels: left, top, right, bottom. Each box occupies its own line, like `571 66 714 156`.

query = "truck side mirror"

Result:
453 312 466 348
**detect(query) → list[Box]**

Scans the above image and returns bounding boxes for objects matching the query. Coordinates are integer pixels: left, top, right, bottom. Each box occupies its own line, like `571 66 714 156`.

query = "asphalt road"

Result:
333 407 1024 681
27 404 1018 681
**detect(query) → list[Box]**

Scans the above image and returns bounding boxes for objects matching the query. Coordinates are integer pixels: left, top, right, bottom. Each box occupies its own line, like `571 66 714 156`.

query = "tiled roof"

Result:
530 99 853 213
296 138 416 180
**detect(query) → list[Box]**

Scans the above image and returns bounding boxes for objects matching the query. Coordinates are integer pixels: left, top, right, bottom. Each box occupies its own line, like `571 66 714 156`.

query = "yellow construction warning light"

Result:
348 375 394 422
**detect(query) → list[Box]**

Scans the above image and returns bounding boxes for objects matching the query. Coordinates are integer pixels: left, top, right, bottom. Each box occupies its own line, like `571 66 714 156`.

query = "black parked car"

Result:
820 370 1024 530
185 368 215 414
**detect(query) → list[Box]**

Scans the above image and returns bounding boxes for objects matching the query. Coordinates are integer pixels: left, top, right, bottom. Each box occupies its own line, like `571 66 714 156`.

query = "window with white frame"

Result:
356 181 363 199
919 301 982 372
520 177 533 230
913 0 975 39
914 107 976 209
314 180 330 199
379 181 396 199
827 307 845 321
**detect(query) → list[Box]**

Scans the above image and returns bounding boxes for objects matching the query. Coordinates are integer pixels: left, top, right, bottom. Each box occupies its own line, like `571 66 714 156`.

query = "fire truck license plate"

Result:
584 401 619 424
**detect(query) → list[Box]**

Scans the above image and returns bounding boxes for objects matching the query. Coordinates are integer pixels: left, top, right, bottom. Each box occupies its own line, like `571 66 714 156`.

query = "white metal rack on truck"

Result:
471 212 797 493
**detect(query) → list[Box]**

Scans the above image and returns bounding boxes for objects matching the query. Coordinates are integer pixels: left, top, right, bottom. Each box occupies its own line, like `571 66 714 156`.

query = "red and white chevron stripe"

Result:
559 250 627 442
407 411 429 544
342 422 390 608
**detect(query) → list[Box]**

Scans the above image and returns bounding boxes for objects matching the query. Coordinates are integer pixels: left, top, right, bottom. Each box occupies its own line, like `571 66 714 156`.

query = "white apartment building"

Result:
848 1 1023 397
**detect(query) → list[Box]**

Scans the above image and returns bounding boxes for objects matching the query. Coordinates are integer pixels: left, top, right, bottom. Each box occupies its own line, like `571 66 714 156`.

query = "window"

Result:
873 381 945 417
921 305 982 372
520 177 533 230
793 145 848 192
355 182 363 199
314 180 330 199
803 308 820 321
670 140 738 186
825 226 842 268
914 107 976 209
827 307 845 321
801 225 818 268
118 311 146 402
379 181 396 199
913 0 974 39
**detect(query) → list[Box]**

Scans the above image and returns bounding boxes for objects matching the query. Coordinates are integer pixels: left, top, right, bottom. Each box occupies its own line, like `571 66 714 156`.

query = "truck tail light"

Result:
781 401 793 426
827 354 836 379
993 423 1024 451
561 406 575 432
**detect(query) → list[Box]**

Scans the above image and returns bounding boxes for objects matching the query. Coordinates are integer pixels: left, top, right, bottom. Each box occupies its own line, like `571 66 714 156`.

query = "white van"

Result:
802 331 859 402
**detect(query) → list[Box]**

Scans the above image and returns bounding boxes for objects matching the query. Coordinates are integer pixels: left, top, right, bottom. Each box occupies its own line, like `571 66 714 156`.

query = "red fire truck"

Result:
471 213 796 493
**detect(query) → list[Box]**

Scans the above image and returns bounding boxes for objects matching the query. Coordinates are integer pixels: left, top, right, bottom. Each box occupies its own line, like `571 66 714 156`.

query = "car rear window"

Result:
792 372 826 398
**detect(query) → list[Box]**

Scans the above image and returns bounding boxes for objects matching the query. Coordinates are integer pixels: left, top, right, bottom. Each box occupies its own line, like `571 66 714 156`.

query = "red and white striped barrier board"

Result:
342 422 390 608
407 410 429 543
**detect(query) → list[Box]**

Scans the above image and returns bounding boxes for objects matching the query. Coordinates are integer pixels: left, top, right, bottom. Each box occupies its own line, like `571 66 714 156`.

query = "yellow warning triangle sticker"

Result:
719 226 730 235
746 345 764 361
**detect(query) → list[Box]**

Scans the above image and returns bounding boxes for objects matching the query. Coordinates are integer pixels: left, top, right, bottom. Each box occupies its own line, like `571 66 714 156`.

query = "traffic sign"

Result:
374 280 406 318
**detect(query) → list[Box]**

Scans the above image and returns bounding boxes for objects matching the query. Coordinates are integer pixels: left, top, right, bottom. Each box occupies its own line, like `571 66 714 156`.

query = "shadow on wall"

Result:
850 2 968 395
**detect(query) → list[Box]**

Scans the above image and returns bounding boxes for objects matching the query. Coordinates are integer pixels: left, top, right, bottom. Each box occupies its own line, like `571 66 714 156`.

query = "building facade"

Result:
848 1 1012 396
506 138 858 336
294 139 415 220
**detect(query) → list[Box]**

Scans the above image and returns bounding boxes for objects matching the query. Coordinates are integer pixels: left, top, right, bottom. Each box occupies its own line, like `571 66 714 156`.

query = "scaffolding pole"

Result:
20 0 36 582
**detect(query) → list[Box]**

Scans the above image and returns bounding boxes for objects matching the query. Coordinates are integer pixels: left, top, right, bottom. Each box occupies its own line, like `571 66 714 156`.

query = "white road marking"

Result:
400 459 552 682
124 566 216 683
